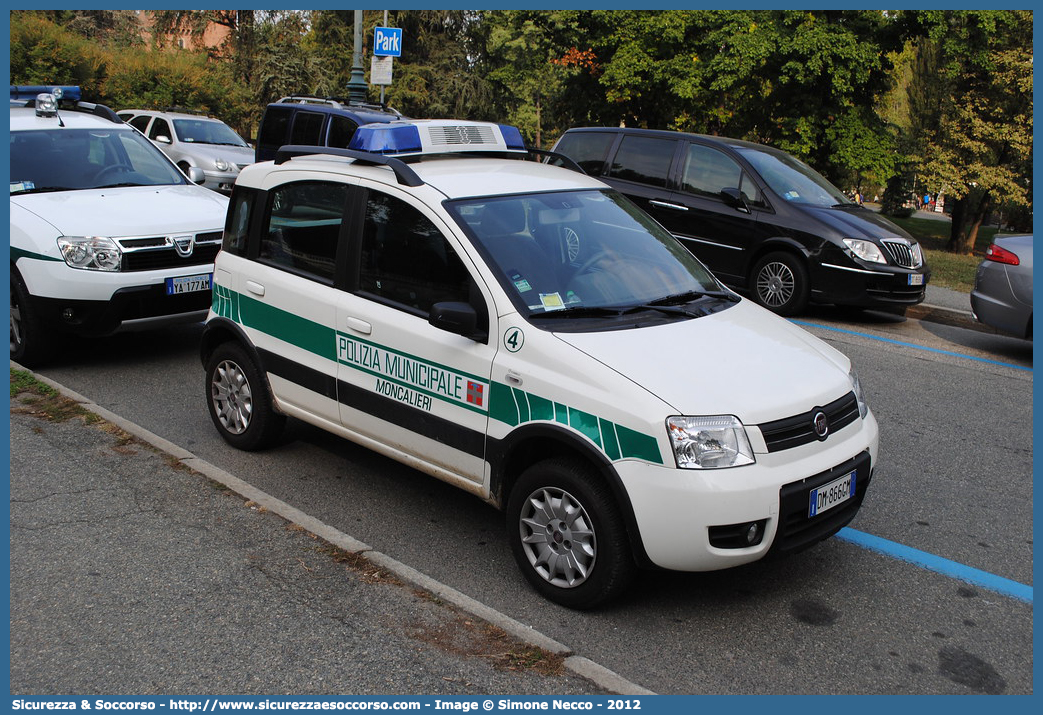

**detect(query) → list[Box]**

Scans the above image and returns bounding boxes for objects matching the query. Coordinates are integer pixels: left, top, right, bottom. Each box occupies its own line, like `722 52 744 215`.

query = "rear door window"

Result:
607 135 677 188
555 132 616 175
290 111 326 147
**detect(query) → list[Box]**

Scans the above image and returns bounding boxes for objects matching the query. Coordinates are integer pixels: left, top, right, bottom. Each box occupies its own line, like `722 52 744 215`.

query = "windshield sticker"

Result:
508 271 532 293
10 181 34 194
540 293 566 311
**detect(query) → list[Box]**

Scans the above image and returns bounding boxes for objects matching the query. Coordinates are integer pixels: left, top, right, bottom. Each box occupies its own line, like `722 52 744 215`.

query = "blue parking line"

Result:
791 320 1032 372
836 528 1033 604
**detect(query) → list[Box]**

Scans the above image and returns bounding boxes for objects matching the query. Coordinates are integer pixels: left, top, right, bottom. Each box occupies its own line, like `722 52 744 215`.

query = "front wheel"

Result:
506 458 636 609
10 271 56 368
205 342 285 451
750 251 810 316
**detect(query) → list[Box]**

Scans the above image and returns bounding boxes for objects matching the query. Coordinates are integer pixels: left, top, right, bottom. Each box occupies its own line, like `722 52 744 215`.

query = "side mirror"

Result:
720 187 750 213
155 135 172 145
186 166 206 184
429 301 485 341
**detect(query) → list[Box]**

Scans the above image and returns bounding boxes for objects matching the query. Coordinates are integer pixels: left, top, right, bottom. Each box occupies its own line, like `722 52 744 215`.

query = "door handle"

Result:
649 200 688 212
345 317 372 335
245 280 265 296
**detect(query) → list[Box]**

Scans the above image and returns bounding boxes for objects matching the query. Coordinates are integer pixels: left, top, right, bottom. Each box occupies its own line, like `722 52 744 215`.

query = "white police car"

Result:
10 87 229 366
201 119 880 608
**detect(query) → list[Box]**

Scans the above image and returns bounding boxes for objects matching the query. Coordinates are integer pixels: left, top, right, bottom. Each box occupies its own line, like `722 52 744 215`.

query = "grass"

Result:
884 215 999 294
9 368 101 424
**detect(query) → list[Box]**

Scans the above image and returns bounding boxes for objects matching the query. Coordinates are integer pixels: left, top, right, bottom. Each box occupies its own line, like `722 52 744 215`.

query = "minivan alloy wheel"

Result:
751 251 810 315
756 260 796 308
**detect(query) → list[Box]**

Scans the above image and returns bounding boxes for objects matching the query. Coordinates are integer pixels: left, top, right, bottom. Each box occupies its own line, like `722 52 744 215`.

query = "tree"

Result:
9 12 109 96
905 10 1033 253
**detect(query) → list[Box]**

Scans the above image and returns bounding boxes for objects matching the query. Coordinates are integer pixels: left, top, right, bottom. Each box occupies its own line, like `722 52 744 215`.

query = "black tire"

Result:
10 270 56 368
750 251 810 316
204 342 285 451
506 457 637 609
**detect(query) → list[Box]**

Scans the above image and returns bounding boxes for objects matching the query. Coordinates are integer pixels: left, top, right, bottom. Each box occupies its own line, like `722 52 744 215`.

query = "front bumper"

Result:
616 409 879 572
812 249 929 308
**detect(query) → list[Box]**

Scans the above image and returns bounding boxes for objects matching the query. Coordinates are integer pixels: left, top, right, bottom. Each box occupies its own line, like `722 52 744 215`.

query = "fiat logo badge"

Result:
812 410 829 439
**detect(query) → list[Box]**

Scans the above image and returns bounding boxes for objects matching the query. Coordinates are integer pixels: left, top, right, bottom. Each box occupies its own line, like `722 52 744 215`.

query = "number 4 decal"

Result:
503 327 525 353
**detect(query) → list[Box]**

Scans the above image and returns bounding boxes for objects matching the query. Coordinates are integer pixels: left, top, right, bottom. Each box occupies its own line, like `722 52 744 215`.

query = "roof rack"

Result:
162 106 212 117
274 145 423 187
276 95 400 115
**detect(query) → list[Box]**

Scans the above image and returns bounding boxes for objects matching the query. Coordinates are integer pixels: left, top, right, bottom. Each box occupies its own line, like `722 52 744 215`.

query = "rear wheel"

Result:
507 457 636 609
751 251 810 316
205 342 285 451
10 271 55 368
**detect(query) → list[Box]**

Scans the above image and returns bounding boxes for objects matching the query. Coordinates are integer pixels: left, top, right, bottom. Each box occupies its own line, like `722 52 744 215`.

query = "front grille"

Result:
758 391 860 453
118 231 223 272
881 238 923 268
772 451 872 556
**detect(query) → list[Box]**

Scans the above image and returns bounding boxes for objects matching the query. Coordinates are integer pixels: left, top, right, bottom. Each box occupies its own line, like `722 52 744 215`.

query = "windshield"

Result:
10 128 188 194
736 147 851 207
173 118 249 147
447 190 731 325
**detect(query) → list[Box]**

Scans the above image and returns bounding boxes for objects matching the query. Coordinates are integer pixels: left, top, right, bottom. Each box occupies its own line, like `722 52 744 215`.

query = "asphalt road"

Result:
18 305 1034 695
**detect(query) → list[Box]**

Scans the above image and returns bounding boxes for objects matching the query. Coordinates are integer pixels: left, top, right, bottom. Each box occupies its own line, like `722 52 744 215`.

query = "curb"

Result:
12 362 655 697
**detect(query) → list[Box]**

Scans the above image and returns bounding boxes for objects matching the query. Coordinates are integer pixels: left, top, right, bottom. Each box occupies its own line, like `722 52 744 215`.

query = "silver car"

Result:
118 109 254 194
970 234 1033 340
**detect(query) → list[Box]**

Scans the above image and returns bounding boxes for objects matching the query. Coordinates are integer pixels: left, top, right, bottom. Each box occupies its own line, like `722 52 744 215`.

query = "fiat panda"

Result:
201 119 880 608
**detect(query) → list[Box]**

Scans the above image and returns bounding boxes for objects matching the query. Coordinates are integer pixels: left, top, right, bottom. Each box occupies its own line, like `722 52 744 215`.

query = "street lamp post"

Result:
346 10 367 103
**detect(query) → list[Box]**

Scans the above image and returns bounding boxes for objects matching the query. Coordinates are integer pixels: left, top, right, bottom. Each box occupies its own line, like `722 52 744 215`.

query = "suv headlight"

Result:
850 369 869 419
667 415 755 469
843 238 887 264
57 236 122 271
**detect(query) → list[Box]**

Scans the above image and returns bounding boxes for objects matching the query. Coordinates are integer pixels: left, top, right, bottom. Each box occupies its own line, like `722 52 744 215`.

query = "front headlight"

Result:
843 238 887 264
850 369 869 419
214 158 232 172
667 415 755 469
57 236 122 271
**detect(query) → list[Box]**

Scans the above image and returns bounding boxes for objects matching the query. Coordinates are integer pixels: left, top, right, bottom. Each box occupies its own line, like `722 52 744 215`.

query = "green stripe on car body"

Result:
215 286 664 464
11 246 63 263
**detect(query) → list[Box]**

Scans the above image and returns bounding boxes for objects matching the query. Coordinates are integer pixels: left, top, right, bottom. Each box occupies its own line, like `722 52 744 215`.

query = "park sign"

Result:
373 26 402 57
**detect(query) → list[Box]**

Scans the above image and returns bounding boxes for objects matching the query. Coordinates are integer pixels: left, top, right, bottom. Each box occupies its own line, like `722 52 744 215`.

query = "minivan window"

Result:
553 131 615 175
258 106 292 148
327 115 360 150
607 135 675 188
736 146 851 207
682 144 765 208
290 111 325 146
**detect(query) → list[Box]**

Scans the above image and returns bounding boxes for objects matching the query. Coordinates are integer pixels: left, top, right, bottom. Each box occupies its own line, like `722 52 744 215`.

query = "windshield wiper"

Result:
528 305 628 319
647 289 740 305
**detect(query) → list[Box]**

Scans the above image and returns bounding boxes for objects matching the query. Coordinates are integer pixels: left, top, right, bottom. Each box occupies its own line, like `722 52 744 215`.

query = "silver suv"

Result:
118 109 254 194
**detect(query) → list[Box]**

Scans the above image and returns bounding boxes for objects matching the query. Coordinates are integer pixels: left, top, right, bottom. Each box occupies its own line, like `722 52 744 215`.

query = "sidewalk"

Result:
9 384 642 696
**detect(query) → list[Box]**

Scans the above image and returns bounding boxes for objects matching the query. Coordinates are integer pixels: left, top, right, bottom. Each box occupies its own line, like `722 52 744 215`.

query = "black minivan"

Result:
254 96 404 163
552 127 929 315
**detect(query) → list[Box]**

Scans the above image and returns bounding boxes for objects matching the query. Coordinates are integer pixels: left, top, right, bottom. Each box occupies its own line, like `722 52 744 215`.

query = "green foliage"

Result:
10 12 108 96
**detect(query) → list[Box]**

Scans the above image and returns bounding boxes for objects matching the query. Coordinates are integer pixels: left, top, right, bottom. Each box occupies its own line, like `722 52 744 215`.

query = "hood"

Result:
182 143 255 165
553 300 853 425
803 205 915 243
12 185 228 236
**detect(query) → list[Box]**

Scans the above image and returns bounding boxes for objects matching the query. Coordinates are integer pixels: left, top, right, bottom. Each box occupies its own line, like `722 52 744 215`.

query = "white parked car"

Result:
118 108 254 194
10 86 229 367
201 119 880 608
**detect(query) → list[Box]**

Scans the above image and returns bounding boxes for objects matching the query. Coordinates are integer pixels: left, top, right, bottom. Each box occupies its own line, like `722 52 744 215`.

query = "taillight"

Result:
985 243 1020 266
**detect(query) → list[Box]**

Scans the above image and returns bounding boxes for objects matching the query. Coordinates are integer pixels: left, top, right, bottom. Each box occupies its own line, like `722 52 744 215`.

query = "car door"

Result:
646 141 769 286
335 182 497 487
224 174 360 430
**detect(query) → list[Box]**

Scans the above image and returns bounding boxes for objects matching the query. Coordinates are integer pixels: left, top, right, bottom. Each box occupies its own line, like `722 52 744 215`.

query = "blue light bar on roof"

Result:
349 123 423 155
10 85 81 102
348 119 528 157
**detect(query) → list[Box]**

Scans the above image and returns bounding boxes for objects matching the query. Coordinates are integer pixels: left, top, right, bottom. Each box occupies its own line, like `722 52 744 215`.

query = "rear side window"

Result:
260 181 349 283
327 115 360 150
290 111 325 146
555 131 616 175
258 106 292 149
607 135 676 188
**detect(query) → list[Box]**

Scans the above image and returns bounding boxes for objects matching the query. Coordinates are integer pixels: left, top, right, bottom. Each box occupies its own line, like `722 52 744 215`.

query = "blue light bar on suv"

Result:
348 119 528 157
10 85 81 102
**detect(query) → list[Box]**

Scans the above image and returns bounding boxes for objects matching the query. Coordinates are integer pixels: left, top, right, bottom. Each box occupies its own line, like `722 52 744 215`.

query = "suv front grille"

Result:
758 391 860 453
881 238 923 268
118 231 222 272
